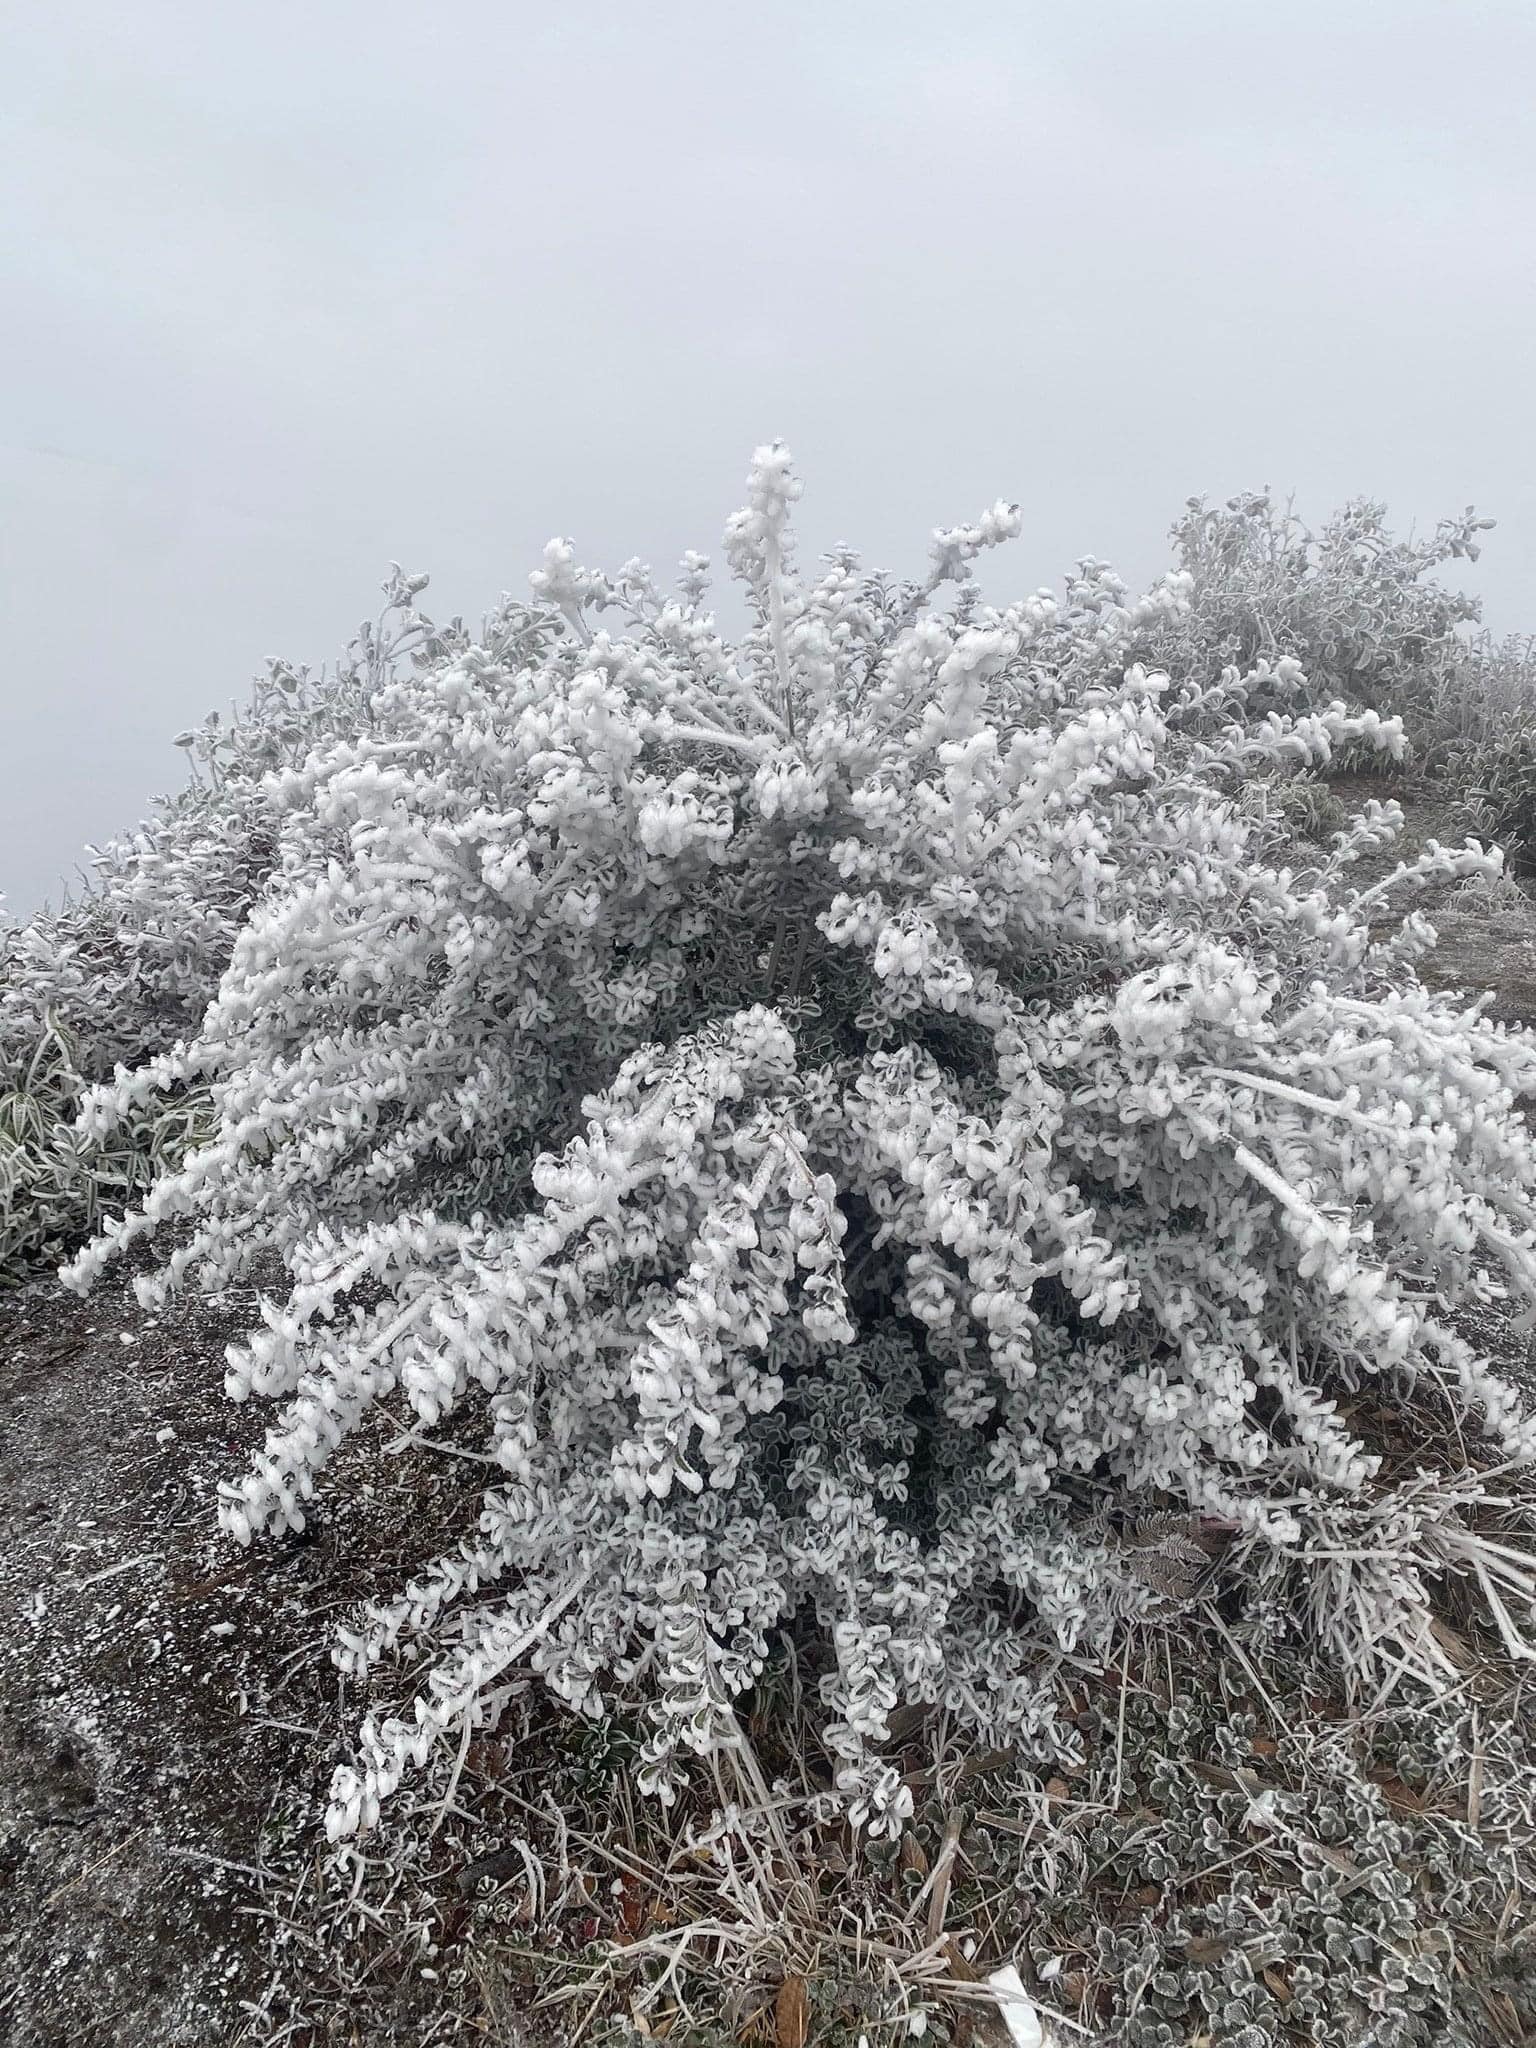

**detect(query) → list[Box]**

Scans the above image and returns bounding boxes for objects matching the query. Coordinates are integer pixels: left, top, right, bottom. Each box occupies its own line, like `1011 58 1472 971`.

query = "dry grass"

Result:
228 1374 1536 2048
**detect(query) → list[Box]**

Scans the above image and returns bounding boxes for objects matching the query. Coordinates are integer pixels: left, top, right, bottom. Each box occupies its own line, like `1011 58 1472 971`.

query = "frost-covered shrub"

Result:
0 570 453 1282
1145 490 1493 732
62 445 1536 1847
0 1009 214 1279
1443 645 1536 869
1145 491 1536 869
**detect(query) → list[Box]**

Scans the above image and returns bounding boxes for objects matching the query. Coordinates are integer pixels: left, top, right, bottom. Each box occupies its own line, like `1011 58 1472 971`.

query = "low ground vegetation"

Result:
4 453 1536 2044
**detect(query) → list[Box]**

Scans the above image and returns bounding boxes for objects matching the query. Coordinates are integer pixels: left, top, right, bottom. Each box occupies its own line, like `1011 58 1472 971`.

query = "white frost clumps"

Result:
62 444 1536 1845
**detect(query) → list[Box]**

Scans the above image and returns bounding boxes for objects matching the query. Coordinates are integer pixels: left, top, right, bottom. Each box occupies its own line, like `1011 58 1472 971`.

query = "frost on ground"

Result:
0 1269 324 2043
0 1274 263 2043
0 1264 512 2047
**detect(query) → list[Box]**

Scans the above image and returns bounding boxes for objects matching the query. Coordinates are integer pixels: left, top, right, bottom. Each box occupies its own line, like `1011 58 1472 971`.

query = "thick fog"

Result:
4 0 1533 914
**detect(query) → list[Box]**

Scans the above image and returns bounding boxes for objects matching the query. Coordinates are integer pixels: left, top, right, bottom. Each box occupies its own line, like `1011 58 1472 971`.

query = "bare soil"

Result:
0 1273 294 2042
0 1266 521 2046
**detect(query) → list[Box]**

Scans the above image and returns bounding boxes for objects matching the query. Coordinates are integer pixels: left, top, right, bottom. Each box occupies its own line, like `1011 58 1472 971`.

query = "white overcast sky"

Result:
3 0 1533 915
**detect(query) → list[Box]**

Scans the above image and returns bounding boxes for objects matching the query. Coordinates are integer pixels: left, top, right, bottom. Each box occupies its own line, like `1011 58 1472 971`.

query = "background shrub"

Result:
0 570 462 1284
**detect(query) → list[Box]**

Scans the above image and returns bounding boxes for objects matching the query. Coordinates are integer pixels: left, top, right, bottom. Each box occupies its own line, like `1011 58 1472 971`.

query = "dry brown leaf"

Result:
1183 1935 1234 1966
1262 1967 1292 2005
956 1747 1016 1782
1310 1842 1362 1882
1478 1989 1526 2048
942 1933 982 1983
1188 1761 1242 1791
1427 1616 1476 1669
616 1877 648 1939
1369 1773 1426 1814
886 1703 929 1740
775 1975 809 2048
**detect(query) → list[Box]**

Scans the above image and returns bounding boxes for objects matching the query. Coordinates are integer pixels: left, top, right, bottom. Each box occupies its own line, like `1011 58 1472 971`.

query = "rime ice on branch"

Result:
63 443 1536 1844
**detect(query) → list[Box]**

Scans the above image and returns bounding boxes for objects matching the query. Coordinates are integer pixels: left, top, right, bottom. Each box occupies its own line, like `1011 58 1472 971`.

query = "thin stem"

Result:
762 526 797 742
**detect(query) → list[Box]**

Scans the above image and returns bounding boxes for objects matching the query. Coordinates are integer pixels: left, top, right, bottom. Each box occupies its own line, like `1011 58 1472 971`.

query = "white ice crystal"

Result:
57 446 1536 1844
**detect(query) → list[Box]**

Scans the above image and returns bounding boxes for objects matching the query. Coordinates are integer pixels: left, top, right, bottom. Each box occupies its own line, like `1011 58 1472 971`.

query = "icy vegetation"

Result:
0 604 399 1276
15 444 1528 1862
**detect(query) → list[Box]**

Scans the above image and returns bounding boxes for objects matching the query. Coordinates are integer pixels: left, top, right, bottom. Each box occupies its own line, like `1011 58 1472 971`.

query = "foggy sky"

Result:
4 0 1533 916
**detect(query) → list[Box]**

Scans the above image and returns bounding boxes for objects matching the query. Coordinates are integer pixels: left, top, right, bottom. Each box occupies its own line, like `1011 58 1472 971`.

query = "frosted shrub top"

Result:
65 444 1536 1845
